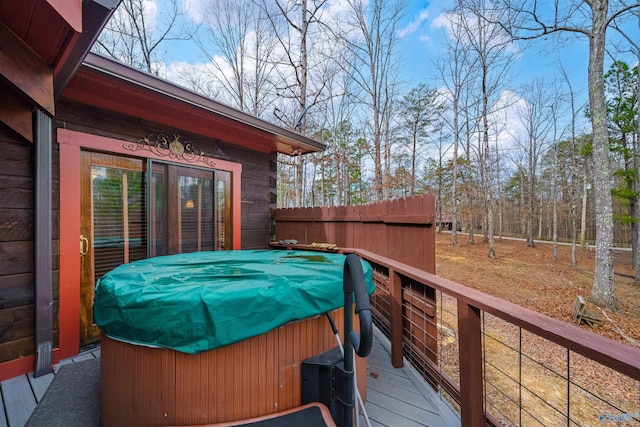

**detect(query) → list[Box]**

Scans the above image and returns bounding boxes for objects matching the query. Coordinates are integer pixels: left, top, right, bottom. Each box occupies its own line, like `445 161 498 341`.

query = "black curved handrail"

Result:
342 253 373 427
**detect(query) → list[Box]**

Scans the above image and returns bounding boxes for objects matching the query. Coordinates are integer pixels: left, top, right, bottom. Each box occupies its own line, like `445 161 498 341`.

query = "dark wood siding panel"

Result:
0 272 58 310
0 145 33 177
0 273 34 310
0 305 34 343
236 149 275 249
0 331 59 365
0 209 33 241
0 241 34 275
0 175 33 209
241 212 271 231
0 124 36 363
0 337 32 364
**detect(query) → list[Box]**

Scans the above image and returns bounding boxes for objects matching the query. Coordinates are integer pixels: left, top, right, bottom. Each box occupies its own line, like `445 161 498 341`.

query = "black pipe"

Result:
342 253 373 427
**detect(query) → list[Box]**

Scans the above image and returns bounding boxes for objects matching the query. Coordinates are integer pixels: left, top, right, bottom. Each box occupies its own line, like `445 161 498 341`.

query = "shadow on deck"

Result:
1 328 459 427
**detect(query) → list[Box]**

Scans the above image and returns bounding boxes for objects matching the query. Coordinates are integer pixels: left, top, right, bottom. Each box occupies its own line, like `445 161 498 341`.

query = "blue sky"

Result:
156 0 638 146
163 1 596 103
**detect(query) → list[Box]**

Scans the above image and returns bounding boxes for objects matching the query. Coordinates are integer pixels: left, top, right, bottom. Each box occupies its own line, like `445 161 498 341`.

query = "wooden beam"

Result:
57 141 81 359
457 301 485 426
0 22 54 115
389 269 404 368
47 0 82 32
0 85 33 142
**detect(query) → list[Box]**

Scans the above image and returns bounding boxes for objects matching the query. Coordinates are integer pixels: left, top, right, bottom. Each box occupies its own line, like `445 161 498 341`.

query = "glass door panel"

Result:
151 163 168 257
80 152 147 346
176 167 215 253
215 171 231 250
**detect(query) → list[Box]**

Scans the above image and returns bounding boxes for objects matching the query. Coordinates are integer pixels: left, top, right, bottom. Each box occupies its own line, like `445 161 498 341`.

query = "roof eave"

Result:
81 52 326 155
53 0 120 98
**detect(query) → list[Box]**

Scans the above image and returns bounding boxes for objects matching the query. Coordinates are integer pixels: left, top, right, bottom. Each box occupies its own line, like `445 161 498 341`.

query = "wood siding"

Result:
0 123 60 364
0 123 35 364
0 95 278 368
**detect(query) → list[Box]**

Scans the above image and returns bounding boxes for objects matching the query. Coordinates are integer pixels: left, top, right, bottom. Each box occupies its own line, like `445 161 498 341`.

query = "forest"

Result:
93 0 640 308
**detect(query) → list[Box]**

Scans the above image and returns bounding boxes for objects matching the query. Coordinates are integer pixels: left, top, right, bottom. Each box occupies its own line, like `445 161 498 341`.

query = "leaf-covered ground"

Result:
435 232 640 344
434 233 640 425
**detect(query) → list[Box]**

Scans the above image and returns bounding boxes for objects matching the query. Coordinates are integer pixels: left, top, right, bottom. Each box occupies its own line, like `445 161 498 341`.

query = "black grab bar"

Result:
342 253 373 427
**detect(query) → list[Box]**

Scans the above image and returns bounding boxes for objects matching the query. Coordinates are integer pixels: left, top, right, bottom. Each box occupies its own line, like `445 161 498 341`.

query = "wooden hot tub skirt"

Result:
100 308 366 426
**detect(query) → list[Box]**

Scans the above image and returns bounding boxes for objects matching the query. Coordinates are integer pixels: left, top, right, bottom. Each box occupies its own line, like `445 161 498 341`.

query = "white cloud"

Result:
431 12 451 33
431 11 521 58
489 90 529 151
398 8 430 38
182 0 206 24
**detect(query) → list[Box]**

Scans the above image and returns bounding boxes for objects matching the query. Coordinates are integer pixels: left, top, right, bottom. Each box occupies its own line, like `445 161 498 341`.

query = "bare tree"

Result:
436 14 479 246
260 0 339 207
94 0 194 74
558 63 583 267
513 80 555 247
195 0 277 116
457 0 516 259
340 0 407 201
490 0 640 308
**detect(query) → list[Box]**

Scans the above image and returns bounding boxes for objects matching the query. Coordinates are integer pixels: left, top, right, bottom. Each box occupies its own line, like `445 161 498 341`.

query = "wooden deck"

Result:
361 329 460 427
0 329 459 427
0 347 101 427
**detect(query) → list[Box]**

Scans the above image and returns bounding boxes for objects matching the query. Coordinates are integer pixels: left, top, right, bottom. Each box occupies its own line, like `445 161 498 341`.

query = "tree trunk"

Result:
587 0 617 309
451 101 459 246
580 164 589 250
634 61 640 283
483 87 496 259
527 132 535 246
552 159 559 262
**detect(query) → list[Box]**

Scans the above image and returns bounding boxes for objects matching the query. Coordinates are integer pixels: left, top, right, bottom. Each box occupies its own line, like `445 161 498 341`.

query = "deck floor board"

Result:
0 389 7 427
1 329 459 427
1 376 36 427
26 373 54 403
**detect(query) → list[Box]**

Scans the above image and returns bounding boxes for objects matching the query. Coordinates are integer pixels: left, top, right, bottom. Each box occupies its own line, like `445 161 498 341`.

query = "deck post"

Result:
457 301 484 426
389 269 403 368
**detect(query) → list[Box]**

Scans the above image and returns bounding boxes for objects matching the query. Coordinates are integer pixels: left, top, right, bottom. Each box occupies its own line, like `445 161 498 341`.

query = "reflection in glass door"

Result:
178 169 215 253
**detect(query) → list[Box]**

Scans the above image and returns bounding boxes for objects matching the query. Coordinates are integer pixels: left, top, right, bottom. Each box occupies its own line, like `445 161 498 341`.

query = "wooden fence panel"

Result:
274 195 435 274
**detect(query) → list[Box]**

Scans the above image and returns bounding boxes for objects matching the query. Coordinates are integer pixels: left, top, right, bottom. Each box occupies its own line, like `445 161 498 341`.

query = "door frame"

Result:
58 129 242 359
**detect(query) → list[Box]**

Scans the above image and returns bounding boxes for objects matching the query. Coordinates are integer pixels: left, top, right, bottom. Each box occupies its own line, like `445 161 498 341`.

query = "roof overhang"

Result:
0 0 120 105
62 53 325 155
0 0 118 141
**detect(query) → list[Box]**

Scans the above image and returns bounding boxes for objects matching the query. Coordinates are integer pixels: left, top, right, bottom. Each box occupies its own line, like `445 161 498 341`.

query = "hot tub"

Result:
95 250 373 426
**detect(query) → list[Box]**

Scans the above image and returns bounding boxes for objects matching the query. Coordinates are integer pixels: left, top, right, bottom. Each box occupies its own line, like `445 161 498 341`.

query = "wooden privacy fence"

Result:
273 195 436 274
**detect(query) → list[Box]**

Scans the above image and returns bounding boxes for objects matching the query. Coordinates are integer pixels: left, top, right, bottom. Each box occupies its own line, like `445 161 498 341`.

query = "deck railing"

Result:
352 248 640 427
274 197 640 426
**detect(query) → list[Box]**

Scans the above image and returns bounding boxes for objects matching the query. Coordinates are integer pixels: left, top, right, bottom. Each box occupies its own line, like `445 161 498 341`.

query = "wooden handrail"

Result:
354 248 640 381
271 242 639 425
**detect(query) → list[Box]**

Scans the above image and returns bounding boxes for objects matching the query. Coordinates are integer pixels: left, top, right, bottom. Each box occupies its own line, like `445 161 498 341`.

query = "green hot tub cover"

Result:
94 250 374 353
